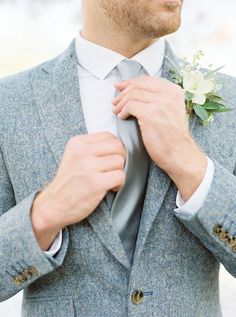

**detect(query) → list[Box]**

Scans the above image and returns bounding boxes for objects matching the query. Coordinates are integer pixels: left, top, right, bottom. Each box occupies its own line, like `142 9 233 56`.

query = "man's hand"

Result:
31 132 127 251
112 76 208 202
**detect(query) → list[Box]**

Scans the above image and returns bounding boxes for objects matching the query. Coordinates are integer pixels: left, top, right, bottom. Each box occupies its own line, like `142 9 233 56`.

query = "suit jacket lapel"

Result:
133 40 198 264
31 39 131 270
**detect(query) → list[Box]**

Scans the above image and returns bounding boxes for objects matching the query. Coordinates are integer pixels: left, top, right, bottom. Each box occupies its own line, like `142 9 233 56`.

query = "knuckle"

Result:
66 135 81 149
115 155 125 166
126 83 136 92
94 175 103 189
129 92 136 100
126 101 133 108
117 170 126 183
120 84 135 97
114 138 123 148
123 103 129 113
101 176 110 191
129 83 136 89
120 143 127 156
66 138 83 158
86 144 96 156
97 190 106 201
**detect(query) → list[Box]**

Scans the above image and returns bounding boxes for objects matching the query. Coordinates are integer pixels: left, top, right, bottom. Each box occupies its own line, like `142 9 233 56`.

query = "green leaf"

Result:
204 102 222 110
207 96 223 103
204 102 233 113
212 107 233 113
185 91 194 101
207 92 222 99
193 104 209 121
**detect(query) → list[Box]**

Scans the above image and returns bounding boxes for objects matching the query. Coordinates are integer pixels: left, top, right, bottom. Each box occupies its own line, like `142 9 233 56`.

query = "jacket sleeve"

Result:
0 148 69 302
174 156 236 277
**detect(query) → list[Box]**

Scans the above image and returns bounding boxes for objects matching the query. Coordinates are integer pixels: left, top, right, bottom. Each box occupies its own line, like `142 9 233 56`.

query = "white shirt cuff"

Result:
43 230 62 257
174 156 214 219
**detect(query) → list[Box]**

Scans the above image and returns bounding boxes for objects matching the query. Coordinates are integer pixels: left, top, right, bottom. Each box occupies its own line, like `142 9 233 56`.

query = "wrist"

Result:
31 189 64 251
166 138 208 201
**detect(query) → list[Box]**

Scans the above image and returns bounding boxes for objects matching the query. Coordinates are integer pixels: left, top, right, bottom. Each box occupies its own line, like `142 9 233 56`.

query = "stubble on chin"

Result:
99 0 182 39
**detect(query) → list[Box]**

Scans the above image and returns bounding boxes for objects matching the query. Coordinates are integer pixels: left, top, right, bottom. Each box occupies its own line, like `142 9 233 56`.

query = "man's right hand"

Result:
31 132 127 251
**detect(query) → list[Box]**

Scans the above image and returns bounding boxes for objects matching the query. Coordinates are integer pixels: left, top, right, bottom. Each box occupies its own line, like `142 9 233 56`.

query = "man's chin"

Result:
142 19 181 38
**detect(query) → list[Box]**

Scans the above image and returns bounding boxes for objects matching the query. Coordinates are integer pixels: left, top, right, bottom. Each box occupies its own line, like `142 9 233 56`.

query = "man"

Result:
0 0 236 316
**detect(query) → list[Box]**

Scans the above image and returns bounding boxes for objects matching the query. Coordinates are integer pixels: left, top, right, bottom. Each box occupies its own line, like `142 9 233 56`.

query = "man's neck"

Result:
81 29 159 59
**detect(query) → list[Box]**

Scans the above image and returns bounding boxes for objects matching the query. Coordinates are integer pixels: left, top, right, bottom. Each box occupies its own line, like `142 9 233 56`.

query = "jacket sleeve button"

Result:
213 224 223 236
227 235 236 247
13 274 27 286
26 266 38 277
219 231 229 241
231 244 236 253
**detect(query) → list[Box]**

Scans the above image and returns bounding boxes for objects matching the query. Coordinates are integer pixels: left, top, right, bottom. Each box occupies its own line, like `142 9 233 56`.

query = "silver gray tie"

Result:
106 60 151 264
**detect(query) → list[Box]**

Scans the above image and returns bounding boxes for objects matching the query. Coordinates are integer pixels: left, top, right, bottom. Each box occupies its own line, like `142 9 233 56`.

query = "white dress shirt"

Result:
44 30 215 257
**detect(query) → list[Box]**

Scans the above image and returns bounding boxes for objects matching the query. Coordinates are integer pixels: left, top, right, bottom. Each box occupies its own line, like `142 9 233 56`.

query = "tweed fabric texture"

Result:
0 39 236 317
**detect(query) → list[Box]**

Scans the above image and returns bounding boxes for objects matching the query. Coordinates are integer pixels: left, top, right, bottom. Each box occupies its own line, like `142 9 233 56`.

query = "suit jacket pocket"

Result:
21 297 75 317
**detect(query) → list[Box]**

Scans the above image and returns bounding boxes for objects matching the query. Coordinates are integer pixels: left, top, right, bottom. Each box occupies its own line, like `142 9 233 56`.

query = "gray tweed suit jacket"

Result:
0 38 236 317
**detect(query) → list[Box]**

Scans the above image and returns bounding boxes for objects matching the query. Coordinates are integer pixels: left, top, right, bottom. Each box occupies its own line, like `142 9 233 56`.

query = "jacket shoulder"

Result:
0 55 59 143
0 54 59 97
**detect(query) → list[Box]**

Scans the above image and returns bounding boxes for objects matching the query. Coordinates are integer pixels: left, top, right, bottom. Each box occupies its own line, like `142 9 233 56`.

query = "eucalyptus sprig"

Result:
167 51 233 125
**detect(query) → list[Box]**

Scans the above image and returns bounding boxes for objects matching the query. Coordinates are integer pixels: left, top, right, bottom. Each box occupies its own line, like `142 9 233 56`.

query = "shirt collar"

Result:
75 29 165 80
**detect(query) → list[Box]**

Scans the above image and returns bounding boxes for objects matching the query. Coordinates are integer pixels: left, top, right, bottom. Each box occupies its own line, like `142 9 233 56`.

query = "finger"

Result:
113 90 155 114
117 101 144 120
89 138 127 159
115 76 175 94
96 155 126 172
112 85 157 104
112 82 160 104
101 170 126 192
114 75 150 90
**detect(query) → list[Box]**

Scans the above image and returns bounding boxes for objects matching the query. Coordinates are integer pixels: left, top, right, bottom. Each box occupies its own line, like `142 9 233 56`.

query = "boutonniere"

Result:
165 51 233 125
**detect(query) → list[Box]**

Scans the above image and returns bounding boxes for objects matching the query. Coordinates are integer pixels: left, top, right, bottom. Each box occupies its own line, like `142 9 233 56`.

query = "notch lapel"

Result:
31 39 131 270
133 40 198 264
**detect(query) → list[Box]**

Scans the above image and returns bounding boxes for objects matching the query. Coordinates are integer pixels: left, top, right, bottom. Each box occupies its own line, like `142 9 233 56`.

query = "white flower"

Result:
183 71 215 105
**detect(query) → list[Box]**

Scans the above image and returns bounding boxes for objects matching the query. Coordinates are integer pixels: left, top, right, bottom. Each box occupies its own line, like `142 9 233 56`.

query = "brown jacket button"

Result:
219 231 229 242
231 244 236 253
213 224 223 236
26 266 38 277
13 274 27 286
227 235 236 247
132 290 144 305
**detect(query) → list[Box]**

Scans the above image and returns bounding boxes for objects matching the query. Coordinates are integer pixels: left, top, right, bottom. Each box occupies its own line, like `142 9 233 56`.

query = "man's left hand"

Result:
112 76 208 201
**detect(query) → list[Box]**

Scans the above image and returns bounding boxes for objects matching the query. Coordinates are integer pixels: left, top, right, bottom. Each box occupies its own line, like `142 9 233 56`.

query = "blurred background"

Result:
0 0 236 316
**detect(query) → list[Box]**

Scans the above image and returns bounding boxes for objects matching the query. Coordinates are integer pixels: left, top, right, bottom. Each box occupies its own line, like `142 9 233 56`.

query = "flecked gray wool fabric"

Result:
0 39 236 317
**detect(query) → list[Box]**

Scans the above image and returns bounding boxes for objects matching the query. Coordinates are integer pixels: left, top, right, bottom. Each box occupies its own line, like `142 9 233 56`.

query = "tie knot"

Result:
116 60 142 82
